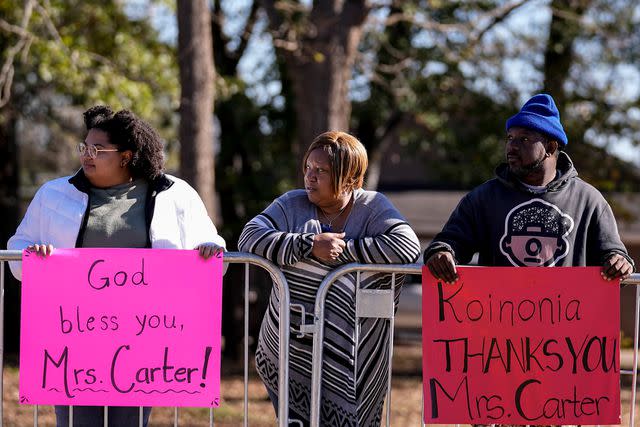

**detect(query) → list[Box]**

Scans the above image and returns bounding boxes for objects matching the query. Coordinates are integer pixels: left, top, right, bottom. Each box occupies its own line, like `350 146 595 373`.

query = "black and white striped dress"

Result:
239 189 421 426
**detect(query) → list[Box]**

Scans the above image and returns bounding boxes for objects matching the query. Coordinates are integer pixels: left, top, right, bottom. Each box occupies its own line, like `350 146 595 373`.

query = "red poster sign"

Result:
422 266 620 425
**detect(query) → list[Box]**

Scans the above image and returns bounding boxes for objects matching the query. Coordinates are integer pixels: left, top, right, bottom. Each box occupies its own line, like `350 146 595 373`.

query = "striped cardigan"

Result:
239 188 421 426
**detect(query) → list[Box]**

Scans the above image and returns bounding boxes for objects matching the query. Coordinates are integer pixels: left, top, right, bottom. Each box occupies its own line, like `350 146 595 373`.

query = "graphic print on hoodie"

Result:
499 199 575 267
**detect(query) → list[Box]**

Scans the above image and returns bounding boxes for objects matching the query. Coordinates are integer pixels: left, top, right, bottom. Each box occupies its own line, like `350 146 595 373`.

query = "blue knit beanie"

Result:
506 94 568 146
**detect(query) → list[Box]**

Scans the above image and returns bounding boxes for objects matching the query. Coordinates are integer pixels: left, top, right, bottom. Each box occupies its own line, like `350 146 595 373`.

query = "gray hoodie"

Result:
424 152 634 269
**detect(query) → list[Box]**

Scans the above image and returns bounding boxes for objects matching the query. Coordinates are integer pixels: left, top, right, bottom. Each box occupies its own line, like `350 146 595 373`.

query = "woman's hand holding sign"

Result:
196 243 224 260
27 244 54 258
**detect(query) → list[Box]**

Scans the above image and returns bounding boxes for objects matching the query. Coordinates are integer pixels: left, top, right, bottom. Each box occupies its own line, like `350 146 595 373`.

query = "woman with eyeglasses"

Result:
8 106 226 427
239 131 421 426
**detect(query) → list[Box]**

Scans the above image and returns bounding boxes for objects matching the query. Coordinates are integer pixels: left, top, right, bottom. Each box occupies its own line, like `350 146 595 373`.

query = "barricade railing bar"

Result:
305 263 640 427
4 252 640 427
0 250 291 427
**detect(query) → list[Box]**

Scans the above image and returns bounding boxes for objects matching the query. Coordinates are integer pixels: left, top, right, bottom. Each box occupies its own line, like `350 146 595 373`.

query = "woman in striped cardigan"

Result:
239 131 421 426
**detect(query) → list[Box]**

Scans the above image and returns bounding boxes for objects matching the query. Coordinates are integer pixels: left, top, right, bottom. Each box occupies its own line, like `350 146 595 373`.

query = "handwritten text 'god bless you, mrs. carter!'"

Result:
41 258 213 399
428 280 617 423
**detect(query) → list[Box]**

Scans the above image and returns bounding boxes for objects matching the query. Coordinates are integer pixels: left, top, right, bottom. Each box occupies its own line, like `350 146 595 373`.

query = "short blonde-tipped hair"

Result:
302 131 368 197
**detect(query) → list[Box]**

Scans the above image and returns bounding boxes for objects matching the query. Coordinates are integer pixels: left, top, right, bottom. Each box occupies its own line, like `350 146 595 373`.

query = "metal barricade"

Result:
0 250 291 427
308 263 422 427
306 263 640 427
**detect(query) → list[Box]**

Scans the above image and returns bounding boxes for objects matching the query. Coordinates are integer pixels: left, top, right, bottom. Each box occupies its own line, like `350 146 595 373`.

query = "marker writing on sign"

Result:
428 375 611 421
200 346 212 388
110 345 213 393
87 258 149 290
41 345 215 396
437 282 582 325
432 334 617 374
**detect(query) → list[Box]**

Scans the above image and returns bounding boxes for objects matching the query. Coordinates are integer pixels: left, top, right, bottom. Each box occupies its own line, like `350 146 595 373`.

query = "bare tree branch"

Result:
33 1 66 48
376 57 415 75
236 1 260 62
471 0 531 44
0 18 31 38
259 0 288 32
382 12 464 33
0 0 35 108
272 38 299 51
260 0 309 55
1 0 168 104
212 0 261 74
380 0 533 47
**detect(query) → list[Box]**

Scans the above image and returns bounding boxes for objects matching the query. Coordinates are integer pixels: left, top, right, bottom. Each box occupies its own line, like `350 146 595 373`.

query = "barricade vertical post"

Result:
223 253 291 427
244 263 249 427
354 271 360 380
0 260 4 424
632 284 640 426
309 281 327 427
385 273 396 427
420 389 425 427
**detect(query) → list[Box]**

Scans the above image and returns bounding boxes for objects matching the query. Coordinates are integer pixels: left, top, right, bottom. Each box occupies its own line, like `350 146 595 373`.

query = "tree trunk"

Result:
356 4 411 190
263 1 368 174
286 42 354 166
177 0 217 221
543 0 592 115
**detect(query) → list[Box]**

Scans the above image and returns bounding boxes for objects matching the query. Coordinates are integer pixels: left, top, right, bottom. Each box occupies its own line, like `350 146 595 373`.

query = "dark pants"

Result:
54 406 151 427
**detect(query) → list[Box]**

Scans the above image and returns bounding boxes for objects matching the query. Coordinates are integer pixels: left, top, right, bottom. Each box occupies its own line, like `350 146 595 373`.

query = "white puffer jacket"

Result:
8 172 226 280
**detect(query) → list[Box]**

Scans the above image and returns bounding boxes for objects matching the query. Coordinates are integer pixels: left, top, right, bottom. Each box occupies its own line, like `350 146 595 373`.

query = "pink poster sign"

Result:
422 266 620 425
19 248 223 407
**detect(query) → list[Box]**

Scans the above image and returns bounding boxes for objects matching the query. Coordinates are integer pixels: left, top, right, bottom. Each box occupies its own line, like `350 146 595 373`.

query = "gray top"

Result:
82 179 148 248
238 188 421 425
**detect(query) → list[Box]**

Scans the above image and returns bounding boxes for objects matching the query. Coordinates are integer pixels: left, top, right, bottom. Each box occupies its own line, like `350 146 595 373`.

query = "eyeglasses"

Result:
77 142 120 159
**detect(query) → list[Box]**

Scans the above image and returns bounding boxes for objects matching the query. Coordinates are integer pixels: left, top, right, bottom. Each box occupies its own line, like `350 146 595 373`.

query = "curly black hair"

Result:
83 106 165 180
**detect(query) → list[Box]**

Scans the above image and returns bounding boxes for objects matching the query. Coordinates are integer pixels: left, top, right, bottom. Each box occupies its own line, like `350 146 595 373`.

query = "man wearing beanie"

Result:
423 93 633 427
425 92 633 283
